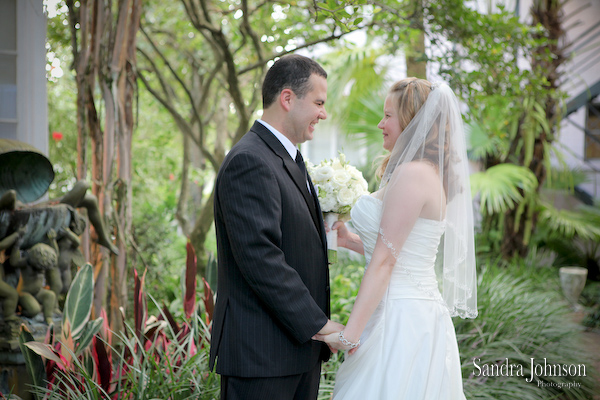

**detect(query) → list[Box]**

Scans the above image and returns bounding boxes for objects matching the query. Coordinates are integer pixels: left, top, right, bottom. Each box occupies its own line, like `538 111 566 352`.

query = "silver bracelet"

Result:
338 331 360 349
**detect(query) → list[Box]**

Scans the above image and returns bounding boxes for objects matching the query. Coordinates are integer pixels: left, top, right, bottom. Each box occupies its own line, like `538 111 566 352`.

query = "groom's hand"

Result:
317 319 345 335
313 319 345 353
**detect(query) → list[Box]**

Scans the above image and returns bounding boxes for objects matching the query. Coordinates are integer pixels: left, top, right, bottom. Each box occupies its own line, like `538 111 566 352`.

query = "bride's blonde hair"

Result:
376 78 433 178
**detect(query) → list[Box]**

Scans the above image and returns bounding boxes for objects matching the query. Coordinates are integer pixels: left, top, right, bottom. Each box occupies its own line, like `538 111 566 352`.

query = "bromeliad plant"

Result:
109 241 218 400
19 241 218 399
19 262 110 398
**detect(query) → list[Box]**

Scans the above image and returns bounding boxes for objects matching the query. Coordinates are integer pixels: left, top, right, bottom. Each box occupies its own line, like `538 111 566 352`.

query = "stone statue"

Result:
10 235 58 324
0 227 24 322
0 139 117 326
0 184 118 255
54 224 85 294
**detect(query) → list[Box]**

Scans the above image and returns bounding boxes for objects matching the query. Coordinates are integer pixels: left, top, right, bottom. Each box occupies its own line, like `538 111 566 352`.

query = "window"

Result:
0 0 17 139
585 101 600 160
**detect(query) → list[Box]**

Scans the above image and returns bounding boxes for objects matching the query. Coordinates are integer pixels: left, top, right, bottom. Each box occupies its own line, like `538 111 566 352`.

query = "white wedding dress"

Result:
333 195 466 400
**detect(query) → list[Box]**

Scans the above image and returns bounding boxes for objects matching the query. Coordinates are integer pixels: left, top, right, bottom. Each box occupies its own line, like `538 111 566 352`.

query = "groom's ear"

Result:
279 88 294 112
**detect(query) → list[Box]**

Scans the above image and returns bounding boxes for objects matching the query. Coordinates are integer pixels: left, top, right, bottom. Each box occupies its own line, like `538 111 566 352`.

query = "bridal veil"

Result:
378 81 477 319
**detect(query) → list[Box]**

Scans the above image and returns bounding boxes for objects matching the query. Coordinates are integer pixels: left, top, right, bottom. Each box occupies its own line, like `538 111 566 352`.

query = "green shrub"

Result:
328 252 364 326
458 264 597 399
581 281 600 330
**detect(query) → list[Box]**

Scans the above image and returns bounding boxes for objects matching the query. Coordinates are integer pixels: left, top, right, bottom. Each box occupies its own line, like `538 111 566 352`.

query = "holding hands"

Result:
315 319 345 354
313 329 361 355
314 319 361 355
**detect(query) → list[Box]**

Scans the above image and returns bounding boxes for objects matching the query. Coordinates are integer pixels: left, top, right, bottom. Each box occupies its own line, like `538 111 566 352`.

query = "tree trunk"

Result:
406 30 427 79
109 0 141 331
406 0 427 79
501 0 565 258
67 0 141 327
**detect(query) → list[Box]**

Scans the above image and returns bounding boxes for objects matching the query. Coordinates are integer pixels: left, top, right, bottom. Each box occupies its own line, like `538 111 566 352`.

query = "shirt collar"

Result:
257 119 297 160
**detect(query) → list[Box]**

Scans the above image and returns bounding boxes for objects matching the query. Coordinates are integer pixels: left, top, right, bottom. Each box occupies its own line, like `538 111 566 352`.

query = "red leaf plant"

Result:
19 240 216 399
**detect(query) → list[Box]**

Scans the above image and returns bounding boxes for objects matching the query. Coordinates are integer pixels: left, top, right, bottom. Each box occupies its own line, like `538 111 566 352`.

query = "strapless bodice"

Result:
350 195 445 300
334 195 466 399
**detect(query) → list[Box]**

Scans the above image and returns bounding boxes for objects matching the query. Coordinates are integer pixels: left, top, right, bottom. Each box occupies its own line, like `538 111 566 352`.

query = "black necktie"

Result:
296 150 317 199
295 151 325 238
295 151 308 179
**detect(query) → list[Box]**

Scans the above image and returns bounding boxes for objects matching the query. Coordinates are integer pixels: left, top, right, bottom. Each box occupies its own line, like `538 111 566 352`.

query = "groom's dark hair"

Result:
262 54 327 109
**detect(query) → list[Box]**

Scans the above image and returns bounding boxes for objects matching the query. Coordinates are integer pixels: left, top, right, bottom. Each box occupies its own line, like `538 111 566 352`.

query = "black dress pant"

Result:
220 361 321 400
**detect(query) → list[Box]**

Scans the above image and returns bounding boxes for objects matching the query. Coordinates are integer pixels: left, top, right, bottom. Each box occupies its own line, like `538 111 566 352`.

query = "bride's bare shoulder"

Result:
393 161 439 180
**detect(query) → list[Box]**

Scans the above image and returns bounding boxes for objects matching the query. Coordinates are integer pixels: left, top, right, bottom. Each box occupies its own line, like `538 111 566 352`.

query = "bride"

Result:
314 78 478 399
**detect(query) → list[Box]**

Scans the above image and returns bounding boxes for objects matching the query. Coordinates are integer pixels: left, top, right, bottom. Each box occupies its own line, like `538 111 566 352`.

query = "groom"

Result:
210 54 343 399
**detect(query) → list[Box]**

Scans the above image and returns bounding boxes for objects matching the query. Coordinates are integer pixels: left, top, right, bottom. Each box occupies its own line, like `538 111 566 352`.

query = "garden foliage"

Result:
19 242 218 400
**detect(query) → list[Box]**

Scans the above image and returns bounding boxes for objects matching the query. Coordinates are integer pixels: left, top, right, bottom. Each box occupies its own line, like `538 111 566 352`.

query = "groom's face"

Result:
286 74 328 145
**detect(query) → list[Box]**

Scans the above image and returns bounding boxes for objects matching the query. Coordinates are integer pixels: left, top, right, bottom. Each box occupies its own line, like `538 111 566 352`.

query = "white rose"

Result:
319 194 337 212
332 169 351 186
322 182 334 194
348 166 363 180
337 188 356 206
361 180 369 192
316 184 333 199
350 178 368 193
314 165 334 181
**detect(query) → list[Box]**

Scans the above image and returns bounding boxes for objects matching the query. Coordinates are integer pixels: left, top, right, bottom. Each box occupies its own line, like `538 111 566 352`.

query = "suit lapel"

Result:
252 122 324 240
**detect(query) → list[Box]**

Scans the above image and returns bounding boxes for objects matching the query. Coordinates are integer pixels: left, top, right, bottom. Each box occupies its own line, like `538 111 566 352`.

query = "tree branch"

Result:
137 69 201 150
137 46 176 105
139 24 205 138
238 22 377 75
241 0 264 63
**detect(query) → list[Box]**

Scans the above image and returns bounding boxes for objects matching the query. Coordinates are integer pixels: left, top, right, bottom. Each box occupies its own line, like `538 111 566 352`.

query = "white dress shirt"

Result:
257 119 311 193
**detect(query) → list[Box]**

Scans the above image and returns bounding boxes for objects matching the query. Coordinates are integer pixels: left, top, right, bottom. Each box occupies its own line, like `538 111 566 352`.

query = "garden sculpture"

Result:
0 138 117 329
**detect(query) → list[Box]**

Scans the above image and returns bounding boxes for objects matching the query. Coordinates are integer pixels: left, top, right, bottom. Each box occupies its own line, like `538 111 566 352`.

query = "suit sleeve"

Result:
218 151 328 343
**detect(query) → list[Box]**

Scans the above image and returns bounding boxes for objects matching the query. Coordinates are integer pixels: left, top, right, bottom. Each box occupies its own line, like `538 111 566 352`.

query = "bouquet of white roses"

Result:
307 153 369 258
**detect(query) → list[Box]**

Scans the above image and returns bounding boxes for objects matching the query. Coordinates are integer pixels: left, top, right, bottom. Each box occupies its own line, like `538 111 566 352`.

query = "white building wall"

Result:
0 0 48 155
17 0 48 155
555 0 600 199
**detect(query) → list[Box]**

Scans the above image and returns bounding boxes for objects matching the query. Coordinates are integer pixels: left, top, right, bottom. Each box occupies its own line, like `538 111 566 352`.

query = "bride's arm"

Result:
332 220 364 255
316 164 434 351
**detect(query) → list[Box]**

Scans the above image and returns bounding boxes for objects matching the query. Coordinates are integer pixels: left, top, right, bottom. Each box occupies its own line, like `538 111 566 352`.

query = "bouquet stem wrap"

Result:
324 212 339 264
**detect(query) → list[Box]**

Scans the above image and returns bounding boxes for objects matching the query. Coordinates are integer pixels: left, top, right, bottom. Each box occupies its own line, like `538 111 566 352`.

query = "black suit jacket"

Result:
209 121 330 378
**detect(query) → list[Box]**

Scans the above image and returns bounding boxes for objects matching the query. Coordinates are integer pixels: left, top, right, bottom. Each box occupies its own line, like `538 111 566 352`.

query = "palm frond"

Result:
340 90 386 164
320 44 389 163
321 44 388 119
471 164 538 215
538 201 600 240
343 91 385 137
538 202 600 241
543 166 589 191
466 119 505 161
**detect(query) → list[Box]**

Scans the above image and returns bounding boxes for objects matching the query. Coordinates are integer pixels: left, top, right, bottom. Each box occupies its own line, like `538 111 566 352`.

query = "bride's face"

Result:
378 96 402 151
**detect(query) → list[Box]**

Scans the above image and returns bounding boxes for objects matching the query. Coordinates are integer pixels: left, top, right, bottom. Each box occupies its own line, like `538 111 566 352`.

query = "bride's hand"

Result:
313 332 344 350
313 331 360 353
330 221 364 255
325 220 351 248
